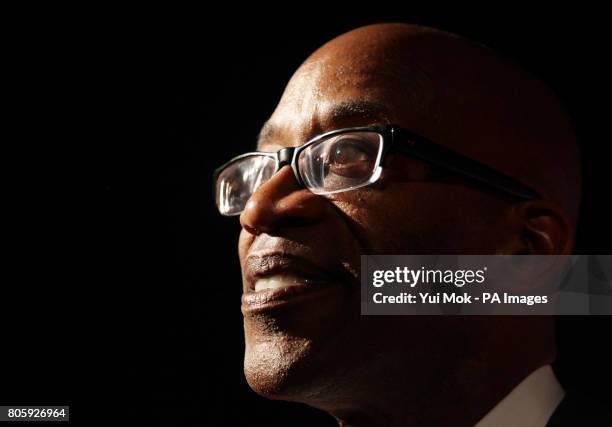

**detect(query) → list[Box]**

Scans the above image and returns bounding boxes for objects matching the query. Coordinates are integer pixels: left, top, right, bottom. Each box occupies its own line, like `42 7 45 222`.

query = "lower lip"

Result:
241 281 340 314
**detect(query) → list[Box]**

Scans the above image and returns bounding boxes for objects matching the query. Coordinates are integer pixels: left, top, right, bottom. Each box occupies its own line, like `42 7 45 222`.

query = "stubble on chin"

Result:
243 317 316 398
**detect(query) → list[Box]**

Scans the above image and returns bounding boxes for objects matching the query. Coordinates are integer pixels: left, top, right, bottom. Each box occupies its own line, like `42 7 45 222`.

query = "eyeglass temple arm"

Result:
391 128 541 200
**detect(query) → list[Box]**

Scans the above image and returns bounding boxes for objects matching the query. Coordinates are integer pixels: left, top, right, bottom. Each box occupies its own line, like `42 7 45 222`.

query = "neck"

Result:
311 356 553 427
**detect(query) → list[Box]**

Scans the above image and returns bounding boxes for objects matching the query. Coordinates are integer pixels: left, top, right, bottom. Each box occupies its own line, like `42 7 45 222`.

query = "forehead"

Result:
258 58 422 150
257 98 392 150
281 58 400 114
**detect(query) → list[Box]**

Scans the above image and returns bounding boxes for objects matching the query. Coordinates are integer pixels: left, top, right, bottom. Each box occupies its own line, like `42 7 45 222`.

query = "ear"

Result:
506 200 574 255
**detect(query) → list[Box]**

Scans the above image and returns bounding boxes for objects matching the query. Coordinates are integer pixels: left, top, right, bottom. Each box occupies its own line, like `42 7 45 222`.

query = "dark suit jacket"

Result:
546 392 610 426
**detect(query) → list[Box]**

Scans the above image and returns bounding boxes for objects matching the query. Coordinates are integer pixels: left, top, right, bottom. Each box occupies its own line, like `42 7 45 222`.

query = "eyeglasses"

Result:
213 124 541 216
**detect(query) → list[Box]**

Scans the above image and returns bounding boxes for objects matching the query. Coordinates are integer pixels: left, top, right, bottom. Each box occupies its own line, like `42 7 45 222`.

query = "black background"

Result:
4 9 612 426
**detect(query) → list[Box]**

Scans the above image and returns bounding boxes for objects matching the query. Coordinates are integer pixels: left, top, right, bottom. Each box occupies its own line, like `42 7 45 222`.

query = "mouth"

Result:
241 254 343 314
253 274 323 292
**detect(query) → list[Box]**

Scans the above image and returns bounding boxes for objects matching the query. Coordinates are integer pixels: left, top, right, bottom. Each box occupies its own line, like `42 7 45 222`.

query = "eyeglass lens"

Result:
215 131 383 215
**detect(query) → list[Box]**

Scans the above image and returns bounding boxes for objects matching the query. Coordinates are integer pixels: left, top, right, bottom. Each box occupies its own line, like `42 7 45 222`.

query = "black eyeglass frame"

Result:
213 124 541 216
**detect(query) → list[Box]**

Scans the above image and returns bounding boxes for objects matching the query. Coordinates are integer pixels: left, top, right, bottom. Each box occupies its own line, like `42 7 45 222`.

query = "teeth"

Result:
254 275 309 292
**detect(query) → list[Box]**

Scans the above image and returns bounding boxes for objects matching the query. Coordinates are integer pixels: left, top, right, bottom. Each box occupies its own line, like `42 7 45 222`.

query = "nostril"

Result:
242 223 261 236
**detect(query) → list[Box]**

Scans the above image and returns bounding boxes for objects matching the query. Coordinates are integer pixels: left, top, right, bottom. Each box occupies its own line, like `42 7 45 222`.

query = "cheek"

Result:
330 183 500 254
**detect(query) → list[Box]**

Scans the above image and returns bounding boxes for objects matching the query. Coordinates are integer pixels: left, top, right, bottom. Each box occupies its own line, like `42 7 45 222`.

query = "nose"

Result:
239 165 328 235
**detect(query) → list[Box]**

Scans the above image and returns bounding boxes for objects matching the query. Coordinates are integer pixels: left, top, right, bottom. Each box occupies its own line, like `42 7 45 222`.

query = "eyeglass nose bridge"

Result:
277 147 294 167
274 146 305 188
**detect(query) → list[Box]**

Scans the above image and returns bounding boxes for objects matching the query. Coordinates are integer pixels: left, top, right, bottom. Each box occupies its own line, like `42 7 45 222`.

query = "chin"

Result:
241 281 359 400
243 332 320 400
241 308 350 400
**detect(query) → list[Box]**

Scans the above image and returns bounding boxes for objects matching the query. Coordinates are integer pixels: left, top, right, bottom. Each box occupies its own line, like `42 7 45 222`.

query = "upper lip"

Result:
243 253 334 291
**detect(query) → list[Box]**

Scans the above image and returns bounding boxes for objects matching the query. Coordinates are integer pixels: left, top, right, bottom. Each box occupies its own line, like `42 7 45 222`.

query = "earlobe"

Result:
516 201 574 255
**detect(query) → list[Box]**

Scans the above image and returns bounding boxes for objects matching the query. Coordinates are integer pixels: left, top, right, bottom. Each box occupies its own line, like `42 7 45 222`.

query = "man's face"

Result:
235 36 513 401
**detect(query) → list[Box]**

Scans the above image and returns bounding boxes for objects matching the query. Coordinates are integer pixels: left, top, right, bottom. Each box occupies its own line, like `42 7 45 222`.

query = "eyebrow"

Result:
324 99 392 123
256 99 392 149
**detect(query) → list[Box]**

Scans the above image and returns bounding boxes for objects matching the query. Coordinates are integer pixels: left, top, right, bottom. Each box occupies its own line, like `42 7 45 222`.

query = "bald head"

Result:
273 23 580 226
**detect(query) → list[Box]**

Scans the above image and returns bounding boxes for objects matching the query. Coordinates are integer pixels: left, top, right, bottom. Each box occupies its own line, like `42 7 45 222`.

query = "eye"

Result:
296 130 383 193
325 137 377 178
329 138 372 165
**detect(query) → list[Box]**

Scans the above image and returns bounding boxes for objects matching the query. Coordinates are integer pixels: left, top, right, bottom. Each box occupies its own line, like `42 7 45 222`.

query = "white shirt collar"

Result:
475 365 565 427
